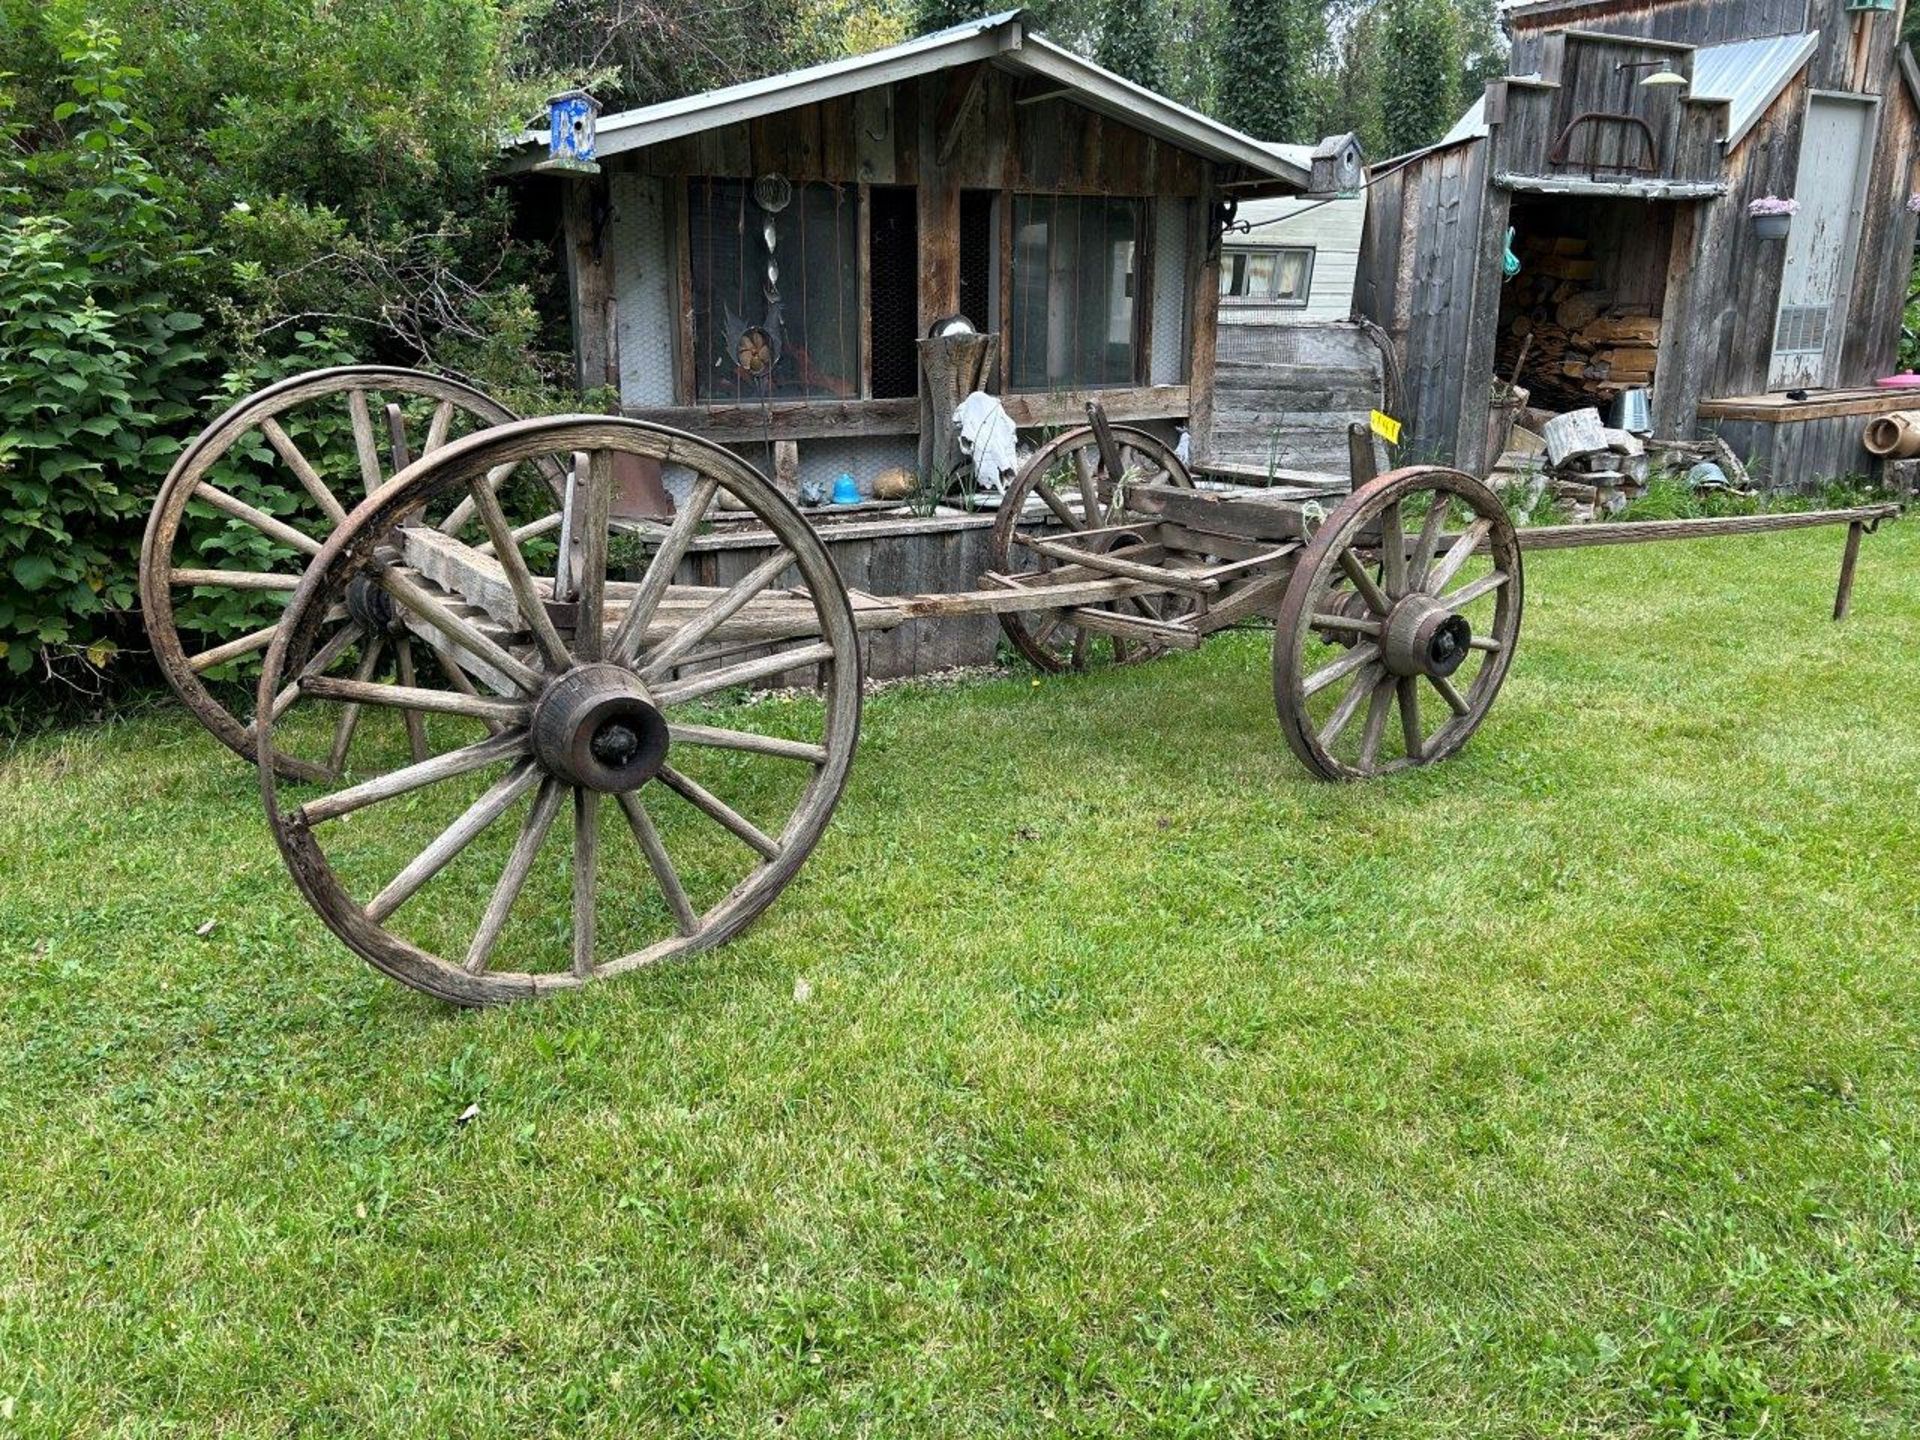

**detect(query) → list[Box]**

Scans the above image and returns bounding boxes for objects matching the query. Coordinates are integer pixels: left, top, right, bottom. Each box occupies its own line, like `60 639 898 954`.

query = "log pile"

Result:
1494 233 1661 409
1538 408 1650 519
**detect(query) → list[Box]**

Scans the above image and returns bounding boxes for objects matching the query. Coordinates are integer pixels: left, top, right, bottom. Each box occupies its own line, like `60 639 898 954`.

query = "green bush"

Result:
0 25 208 691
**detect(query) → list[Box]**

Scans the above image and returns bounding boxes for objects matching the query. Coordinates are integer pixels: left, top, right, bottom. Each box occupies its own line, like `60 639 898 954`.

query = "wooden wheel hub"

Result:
1383 594 1471 679
531 664 669 792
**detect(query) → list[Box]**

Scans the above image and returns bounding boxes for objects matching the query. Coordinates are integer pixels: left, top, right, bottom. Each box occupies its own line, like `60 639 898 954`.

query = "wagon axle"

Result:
1384 595 1472 680
531 664 672 793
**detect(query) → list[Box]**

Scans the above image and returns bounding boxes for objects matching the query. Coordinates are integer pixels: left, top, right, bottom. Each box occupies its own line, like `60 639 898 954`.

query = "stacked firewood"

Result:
1495 234 1660 408
1538 408 1649 520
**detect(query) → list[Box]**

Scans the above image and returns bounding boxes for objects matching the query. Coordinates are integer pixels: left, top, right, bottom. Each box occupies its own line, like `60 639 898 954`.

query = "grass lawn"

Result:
3 521 1919 1437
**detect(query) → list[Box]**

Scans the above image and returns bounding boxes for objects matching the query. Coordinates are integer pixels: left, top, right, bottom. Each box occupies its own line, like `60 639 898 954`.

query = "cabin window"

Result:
688 177 862 402
1009 194 1142 390
1220 246 1314 307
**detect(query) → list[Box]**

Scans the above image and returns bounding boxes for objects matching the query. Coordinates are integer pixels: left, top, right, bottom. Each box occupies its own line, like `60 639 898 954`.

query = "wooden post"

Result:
1186 175 1222 463
1833 520 1864 621
917 331 995 488
1347 423 1379 489
559 177 616 398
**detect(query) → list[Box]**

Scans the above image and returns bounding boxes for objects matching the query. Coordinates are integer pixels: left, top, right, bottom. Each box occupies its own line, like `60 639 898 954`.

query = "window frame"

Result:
681 176 869 407
1219 244 1316 309
1005 191 1150 395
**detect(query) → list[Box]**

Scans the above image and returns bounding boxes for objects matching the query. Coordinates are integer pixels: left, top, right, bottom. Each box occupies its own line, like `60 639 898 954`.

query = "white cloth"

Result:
952 390 1019 493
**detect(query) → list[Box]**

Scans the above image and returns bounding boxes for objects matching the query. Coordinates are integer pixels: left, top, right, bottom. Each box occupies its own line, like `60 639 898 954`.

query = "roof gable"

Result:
502 11 1307 186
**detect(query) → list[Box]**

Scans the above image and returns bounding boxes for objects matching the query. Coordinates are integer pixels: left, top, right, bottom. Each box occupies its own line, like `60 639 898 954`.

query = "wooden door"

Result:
1770 94 1877 390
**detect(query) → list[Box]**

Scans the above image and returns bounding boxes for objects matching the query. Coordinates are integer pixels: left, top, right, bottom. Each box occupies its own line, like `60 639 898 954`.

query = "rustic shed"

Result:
1356 0 1920 485
500 10 1315 501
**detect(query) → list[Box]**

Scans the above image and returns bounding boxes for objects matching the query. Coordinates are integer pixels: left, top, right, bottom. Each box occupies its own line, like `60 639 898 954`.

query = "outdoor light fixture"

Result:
1615 57 1688 88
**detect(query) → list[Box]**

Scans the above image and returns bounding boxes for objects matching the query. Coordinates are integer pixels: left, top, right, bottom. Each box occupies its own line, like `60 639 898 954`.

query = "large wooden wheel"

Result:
141 365 559 780
1274 466 1522 780
255 415 862 1005
989 423 1194 672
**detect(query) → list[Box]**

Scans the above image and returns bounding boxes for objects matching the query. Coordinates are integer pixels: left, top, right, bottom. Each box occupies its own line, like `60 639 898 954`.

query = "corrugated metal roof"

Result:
1689 31 1818 149
1441 95 1489 146
500 10 1308 185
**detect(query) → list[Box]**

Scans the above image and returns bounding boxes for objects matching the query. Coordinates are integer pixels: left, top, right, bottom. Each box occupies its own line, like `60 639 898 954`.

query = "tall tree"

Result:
1217 0 1327 140
1379 0 1461 155
1096 0 1169 91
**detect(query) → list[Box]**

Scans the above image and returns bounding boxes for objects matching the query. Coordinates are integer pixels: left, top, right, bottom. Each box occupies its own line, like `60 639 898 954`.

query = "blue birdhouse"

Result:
543 90 603 173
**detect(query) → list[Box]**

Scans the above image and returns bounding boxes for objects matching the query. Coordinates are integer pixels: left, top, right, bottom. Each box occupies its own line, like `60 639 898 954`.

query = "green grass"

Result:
3 523 1920 1437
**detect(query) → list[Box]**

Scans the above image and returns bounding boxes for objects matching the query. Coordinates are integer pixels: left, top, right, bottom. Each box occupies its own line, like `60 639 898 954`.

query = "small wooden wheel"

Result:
989 423 1194 671
1273 466 1522 780
255 415 862 1005
140 365 558 780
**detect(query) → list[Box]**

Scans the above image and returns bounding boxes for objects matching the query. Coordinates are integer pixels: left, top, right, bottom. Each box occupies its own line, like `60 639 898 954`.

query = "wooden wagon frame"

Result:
140 367 1898 1003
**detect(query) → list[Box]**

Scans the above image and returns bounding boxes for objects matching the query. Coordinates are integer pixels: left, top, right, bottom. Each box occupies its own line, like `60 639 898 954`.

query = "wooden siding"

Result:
1353 137 1506 469
1209 322 1386 475
1703 412 1884 488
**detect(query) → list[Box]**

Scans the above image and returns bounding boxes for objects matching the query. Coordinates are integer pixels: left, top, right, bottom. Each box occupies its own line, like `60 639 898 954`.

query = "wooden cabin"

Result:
1356 0 1920 484
500 10 1317 502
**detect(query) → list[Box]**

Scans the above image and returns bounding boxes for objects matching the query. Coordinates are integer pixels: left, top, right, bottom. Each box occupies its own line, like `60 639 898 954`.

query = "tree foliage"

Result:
1217 0 1329 141
1379 0 1465 156
1096 0 1170 93
0 26 207 687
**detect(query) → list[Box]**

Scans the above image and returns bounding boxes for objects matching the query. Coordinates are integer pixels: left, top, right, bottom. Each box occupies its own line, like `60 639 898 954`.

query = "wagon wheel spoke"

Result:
1302 642 1380 698
260 417 349 525
440 462 518 537
385 402 412 475
466 776 566 974
372 565 543 693
1397 676 1424 762
300 728 530 826
667 723 829 765
1408 494 1449 590
1429 673 1471 718
572 788 600 977
465 468 574 671
608 477 720 666
261 621 365 728
366 760 543 923
638 547 795 683
651 642 836 709
1426 519 1491 595
347 388 384 494
1380 499 1407 598
1030 476 1080 531
1357 678 1395 772
657 764 782 861
392 637 432 763
1320 663 1383 747
191 483 324 557
615 791 700 937
423 399 456 457
1337 549 1391 614
1073 448 1102 527
571 449 614 661
324 637 388 777
1441 570 1508 610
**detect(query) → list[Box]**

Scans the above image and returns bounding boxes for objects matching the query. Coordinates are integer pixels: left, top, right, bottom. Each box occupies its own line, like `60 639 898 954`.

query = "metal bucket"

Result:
1609 387 1652 435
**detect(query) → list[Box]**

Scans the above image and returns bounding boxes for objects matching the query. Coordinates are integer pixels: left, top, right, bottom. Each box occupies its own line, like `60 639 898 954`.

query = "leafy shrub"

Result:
0 24 209 694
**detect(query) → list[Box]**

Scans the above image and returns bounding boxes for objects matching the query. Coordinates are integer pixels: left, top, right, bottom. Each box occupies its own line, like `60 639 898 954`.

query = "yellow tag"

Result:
1370 410 1403 446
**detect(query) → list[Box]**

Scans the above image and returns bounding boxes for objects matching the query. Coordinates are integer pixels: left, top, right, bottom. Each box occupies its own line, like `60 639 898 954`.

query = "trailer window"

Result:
1221 246 1314 307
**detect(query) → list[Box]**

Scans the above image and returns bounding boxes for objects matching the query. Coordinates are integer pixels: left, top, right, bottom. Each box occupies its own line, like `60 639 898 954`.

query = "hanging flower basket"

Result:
1749 195 1797 240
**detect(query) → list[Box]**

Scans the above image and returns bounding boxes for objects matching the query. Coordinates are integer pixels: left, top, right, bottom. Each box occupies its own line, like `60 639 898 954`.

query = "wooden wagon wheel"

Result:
254 415 862 1005
1273 466 1522 780
989 424 1195 672
140 365 562 781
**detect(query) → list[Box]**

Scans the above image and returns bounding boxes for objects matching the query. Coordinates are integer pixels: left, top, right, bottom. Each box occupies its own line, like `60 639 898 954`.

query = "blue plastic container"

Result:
831 474 861 505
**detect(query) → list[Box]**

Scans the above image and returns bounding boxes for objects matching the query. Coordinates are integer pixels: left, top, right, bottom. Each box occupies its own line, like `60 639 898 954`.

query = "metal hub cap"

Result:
531 663 669 792
1382 594 1472 679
